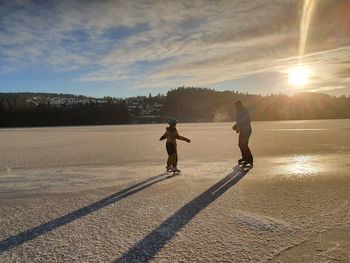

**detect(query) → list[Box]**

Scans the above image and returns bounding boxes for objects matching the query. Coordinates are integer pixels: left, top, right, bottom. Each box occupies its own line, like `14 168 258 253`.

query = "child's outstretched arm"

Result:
176 133 191 143
159 132 167 141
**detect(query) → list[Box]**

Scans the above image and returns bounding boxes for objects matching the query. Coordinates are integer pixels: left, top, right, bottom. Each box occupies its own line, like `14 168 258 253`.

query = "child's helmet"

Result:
168 118 178 126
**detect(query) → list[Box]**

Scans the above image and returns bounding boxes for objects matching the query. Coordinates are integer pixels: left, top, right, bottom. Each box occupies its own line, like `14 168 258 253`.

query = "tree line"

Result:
0 88 349 127
162 87 350 122
0 93 130 127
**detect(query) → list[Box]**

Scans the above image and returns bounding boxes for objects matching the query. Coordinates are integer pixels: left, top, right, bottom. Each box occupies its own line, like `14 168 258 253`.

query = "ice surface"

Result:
0 119 349 196
0 120 349 262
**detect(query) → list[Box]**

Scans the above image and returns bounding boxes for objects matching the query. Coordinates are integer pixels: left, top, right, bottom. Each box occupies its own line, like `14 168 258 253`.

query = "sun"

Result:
288 65 310 86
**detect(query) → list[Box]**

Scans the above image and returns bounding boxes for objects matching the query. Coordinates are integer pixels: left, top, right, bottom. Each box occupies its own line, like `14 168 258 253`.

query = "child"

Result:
159 118 191 173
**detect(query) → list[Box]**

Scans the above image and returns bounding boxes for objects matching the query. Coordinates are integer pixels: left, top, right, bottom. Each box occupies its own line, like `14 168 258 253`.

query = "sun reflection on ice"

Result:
282 155 324 177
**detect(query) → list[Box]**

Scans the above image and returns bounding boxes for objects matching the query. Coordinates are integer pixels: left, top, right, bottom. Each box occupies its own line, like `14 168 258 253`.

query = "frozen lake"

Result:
0 119 349 196
0 119 349 262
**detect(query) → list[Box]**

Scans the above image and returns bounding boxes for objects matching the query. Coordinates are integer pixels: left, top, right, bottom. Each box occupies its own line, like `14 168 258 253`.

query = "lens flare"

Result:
288 1 316 88
299 0 316 58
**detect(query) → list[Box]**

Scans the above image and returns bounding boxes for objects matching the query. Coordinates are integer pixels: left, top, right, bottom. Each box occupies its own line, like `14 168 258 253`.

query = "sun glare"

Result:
288 65 310 87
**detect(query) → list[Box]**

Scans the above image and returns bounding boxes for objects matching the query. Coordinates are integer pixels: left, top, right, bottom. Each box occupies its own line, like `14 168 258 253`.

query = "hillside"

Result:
1 88 349 127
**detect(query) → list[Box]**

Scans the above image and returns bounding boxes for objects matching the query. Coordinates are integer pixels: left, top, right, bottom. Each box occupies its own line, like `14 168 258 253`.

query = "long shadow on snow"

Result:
0 172 175 253
115 165 250 263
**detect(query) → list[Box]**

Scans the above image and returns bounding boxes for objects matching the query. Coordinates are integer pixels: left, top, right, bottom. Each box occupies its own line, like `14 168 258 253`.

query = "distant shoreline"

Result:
1 118 349 130
1 88 350 128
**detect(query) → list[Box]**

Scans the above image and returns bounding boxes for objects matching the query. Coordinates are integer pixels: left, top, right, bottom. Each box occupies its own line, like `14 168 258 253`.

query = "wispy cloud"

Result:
1 0 350 95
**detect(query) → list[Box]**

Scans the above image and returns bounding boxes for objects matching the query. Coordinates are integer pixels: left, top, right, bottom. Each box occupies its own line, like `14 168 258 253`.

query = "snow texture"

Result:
0 120 349 262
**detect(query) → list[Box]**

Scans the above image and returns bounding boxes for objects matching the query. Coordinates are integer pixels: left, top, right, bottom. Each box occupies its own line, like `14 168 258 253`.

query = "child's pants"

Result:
166 142 178 168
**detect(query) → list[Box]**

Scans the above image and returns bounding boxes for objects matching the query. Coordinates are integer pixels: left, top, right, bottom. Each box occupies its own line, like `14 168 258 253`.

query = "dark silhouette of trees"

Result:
0 89 349 127
0 93 130 127
162 87 350 122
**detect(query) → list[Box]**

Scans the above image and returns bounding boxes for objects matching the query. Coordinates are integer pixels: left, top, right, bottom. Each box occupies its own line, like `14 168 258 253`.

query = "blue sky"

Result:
1 0 350 98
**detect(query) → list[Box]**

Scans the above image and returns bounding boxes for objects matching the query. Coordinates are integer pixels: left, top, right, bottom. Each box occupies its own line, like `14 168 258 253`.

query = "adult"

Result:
232 100 253 167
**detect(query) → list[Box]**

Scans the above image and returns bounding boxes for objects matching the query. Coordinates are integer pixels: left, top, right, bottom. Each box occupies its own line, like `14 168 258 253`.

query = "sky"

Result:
0 0 350 98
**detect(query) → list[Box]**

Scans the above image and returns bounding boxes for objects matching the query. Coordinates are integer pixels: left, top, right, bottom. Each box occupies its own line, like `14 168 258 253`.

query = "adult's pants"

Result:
238 130 253 164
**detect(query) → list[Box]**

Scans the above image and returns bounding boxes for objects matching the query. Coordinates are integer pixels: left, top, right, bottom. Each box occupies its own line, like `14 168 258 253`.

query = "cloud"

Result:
1 0 350 95
335 68 350 79
306 85 350 96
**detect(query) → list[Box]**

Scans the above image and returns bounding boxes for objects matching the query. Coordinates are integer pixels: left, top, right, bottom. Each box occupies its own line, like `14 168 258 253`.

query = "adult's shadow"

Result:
0 172 175 253
115 165 250 263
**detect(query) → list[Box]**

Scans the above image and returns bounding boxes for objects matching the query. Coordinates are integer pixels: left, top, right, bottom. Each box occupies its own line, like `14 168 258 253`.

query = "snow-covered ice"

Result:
0 120 349 262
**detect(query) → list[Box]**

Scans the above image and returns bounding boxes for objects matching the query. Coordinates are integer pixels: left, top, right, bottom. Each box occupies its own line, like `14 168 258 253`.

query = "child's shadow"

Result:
0 172 175 253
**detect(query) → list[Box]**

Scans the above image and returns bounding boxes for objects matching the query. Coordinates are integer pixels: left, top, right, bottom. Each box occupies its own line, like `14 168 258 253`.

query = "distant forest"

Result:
163 87 350 122
0 93 130 127
0 88 349 127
